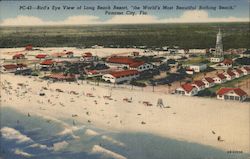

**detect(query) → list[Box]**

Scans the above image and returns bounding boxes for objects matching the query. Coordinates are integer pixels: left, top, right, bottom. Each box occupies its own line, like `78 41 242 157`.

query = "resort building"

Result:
217 87 248 102
102 70 139 83
13 53 25 60
80 52 97 62
188 63 207 73
106 56 153 72
232 69 244 78
213 73 227 84
240 67 250 75
40 59 55 70
223 70 236 81
175 83 198 96
1 64 28 73
192 80 206 91
202 77 215 88
219 59 233 68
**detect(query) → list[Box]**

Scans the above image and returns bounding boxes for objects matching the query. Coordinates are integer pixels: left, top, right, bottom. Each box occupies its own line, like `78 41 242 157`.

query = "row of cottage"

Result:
175 67 250 101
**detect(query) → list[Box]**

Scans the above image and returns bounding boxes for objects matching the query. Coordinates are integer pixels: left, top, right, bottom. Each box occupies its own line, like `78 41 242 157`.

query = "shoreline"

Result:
1 73 249 153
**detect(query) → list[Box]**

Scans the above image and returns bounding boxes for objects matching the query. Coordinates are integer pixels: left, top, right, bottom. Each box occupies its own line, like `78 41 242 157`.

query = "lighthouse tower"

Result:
210 29 224 63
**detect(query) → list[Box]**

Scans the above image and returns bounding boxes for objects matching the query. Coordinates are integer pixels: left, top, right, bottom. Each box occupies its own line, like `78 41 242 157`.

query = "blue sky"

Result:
0 0 249 25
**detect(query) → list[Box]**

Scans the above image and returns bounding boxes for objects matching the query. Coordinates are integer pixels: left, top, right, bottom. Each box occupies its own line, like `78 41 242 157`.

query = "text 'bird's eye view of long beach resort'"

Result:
0 0 249 159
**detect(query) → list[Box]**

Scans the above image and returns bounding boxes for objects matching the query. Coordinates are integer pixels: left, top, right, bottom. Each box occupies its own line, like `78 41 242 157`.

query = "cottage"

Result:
25 45 33 51
220 59 233 68
232 69 244 78
102 70 139 83
217 87 248 101
66 51 74 58
240 67 250 75
192 80 206 91
129 62 153 72
80 52 97 62
202 77 215 88
1 64 27 73
13 54 25 60
40 59 55 70
188 63 207 72
223 70 236 81
213 73 227 84
175 83 198 96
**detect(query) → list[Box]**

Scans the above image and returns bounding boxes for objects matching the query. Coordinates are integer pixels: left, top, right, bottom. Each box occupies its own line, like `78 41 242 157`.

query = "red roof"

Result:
107 57 135 65
217 88 247 96
129 61 145 68
181 83 195 93
36 54 47 59
66 51 74 54
25 45 33 50
243 67 250 71
83 52 92 57
107 56 145 68
226 70 236 77
217 73 227 80
193 80 205 87
13 54 25 58
110 70 139 78
235 69 243 74
3 64 18 70
223 59 233 65
40 60 54 65
204 77 214 83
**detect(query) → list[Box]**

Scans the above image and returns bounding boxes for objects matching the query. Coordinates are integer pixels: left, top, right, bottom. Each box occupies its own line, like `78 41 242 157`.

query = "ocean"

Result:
0 107 249 159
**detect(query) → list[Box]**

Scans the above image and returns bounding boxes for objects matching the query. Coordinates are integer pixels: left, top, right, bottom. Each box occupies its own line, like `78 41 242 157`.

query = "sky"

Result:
0 0 249 26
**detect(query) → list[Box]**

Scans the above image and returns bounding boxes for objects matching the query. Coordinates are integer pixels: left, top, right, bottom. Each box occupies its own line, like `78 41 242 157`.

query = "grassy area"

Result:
0 22 249 49
181 56 209 65
208 75 250 93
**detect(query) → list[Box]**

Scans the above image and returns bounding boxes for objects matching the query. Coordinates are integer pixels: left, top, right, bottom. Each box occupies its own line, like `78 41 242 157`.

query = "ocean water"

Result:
0 107 249 159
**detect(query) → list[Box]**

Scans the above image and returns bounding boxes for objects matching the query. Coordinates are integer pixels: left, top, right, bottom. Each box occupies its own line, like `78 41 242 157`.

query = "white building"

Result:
213 73 227 84
217 87 248 101
192 80 206 91
202 77 215 88
232 69 244 78
102 70 139 83
223 70 236 81
210 57 224 63
175 83 198 96
189 63 207 72
240 67 250 75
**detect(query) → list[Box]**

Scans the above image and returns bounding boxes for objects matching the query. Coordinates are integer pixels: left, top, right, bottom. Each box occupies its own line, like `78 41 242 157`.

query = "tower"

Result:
210 29 224 63
215 29 223 57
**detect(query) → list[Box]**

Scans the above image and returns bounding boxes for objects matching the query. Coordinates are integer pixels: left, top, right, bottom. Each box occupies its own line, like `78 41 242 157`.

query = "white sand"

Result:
1 73 249 153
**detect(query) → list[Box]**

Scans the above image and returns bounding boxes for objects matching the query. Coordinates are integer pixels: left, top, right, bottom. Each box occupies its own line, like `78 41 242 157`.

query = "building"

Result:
175 83 198 96
217 87 248 101
25 45 33 51
232 69 244 78
80 52 97 62
219 59 233 68
13 53 25 60
202 77 215 88
106 56 153 72
188 63 207 72
192 80 206 91
40 59 55 70
213 73 227 84
223 70 236 81
102 70 139 83
66 51 74 58
240 50 250 58
210 29 224 63
240 67 250 75
0 64 27 73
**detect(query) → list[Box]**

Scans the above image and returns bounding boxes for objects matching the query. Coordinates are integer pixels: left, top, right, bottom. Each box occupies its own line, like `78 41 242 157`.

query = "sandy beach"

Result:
1 73 249 153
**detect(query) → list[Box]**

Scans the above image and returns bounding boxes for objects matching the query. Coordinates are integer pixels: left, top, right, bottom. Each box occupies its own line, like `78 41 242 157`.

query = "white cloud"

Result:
161 10 249 23
0 15 100 26
0 10 248 26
